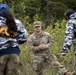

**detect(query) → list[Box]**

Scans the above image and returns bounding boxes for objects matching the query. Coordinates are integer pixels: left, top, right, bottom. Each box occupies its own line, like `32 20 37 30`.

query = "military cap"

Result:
33 21 42 27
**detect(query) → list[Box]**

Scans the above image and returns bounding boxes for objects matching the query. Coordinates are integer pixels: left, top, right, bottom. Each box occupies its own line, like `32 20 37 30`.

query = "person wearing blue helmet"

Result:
0 4 28 75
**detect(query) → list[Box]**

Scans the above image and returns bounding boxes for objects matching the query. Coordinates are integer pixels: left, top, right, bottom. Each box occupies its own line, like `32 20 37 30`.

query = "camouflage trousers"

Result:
0 54 20 75
33 50 68 75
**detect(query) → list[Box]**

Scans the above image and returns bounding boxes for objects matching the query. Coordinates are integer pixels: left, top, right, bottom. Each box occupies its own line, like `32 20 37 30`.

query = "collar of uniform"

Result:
34 31 45 37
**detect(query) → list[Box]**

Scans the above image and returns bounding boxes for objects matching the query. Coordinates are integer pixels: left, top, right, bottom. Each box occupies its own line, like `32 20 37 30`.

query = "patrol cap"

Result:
33 21 42 27
0 4 10 11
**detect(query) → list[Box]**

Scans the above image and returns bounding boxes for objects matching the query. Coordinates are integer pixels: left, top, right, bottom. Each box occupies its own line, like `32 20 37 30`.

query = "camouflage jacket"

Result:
61 13 76 55
0 16 28 50
27 31 54 53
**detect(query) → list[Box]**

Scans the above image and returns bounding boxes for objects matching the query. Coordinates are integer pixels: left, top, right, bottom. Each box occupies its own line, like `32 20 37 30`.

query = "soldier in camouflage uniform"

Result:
60 9 76 57
27 21 76 75
0 4 28 75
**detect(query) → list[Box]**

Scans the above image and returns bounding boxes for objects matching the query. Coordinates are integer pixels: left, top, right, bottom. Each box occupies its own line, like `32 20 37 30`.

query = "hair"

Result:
65 9 75 20
2 8 17 36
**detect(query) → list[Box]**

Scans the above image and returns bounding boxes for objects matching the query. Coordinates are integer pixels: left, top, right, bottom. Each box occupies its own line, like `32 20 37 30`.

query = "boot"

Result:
64 71 76 75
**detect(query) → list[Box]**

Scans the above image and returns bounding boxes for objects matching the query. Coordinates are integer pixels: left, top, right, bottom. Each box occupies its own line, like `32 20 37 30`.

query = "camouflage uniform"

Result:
61 13 76 55
28 31 68 75
0 54 20 75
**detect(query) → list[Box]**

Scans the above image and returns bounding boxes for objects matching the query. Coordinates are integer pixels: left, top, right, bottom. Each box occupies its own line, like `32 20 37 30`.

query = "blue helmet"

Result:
0 4 10 11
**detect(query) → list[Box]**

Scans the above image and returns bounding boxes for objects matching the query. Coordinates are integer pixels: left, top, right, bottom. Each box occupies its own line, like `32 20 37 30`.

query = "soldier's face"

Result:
34 26 41 33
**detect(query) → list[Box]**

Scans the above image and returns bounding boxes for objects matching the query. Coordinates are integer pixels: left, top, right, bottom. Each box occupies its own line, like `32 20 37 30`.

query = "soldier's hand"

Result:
60 54 65 60
39 44 48 49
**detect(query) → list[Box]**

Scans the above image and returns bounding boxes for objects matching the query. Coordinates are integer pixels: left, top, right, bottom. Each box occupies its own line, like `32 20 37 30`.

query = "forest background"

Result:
0 0 76 75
